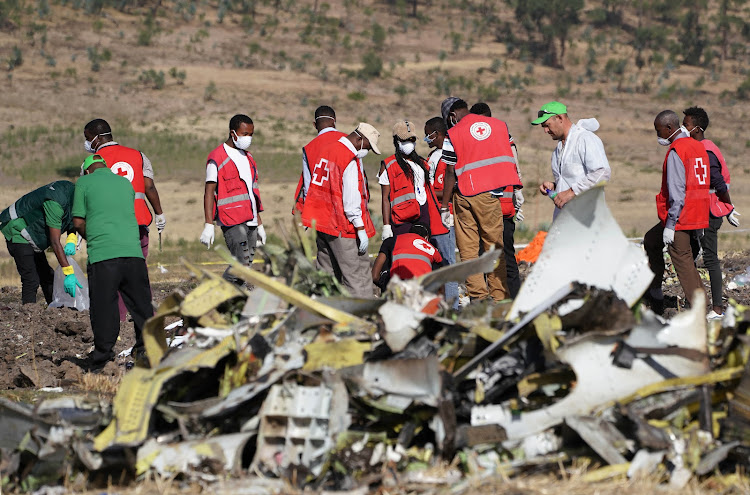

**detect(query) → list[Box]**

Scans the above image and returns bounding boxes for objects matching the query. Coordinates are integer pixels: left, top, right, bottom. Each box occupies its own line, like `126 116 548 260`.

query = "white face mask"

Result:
356 149 369 159
657 127 682 146
232 132 252 150
398 141 415 155
84 140 94 153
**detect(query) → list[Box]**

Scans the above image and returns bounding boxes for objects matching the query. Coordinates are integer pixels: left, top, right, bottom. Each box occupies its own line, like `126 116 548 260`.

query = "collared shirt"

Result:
96 141 154 179
338 137 365 228
205 143 259 227
302 127 339 199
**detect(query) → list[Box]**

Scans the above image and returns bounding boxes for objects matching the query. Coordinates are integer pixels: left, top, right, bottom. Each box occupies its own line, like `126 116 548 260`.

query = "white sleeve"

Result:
206 161 218 182
570 133 611 195
141 153 154 179
378 168 390 186
342 160 364 228
302 152 311 197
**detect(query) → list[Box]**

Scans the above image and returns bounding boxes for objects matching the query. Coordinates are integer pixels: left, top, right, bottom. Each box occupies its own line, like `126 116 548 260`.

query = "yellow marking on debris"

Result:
604 366 744 409
580 463 630 482
303 339 371 371
469 325 504 343
533 313 562 353
135 448 160 475
216 247 375 333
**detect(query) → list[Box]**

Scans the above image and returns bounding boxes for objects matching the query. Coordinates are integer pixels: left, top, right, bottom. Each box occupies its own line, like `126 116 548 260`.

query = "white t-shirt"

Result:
205 143 259 227
378 159 427 205
427 149 442 185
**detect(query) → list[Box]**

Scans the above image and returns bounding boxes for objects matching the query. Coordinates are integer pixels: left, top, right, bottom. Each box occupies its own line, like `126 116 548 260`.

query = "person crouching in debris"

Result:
200 114 266 285
643 110 710 315
372 223 445 290
0 181 82 304
301 123 379 298
378 121 447 242
73 154 156 371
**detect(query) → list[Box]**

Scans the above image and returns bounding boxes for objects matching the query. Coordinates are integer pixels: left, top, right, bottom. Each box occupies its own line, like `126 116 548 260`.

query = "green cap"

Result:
82 153 106 171
531 101 568 125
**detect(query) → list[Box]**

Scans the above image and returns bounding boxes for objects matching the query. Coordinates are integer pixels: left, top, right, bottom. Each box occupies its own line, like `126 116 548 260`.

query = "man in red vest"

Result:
292 105 345 215
84 119 165 321
200 114 265 284
372 223 444 289
438 97 522 302
683 106 739 319
301 123 380 298
643 110 710 315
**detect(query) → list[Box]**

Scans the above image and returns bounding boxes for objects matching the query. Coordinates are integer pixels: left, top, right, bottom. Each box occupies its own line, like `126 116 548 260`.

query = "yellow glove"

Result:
62 265 75 276
64 233 77 256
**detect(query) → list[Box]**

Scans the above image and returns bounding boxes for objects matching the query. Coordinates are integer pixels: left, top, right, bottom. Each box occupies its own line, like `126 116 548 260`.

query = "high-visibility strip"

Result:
384 158 397 170
135 192 146 200
19 228 40 251
391 193 416 207
392 253 431 265
456 156 515 176
216 193 250 206
9 202 18 220
216 157 232 171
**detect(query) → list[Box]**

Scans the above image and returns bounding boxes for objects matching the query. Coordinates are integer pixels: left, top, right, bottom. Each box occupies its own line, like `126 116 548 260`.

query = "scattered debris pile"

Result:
2 187 750 493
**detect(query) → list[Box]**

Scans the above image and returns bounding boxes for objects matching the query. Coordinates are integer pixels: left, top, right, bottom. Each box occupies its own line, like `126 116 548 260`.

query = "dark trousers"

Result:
503 217 520 298
700 216 724 308
88 257 153 365
644 223 705 307
118 226 150 321
7 241 54 304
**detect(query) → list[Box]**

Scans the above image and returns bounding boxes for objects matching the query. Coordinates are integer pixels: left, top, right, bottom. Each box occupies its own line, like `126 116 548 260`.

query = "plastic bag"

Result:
49 257 90 311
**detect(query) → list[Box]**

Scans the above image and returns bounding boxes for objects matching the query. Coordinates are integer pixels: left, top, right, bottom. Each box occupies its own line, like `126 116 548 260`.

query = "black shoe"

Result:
643 292 664 316
131 346 151 368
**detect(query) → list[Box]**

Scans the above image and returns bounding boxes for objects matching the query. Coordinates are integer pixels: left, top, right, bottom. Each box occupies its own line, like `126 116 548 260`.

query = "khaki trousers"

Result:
644 223 706 308
454 192 508 301
316 232 373 298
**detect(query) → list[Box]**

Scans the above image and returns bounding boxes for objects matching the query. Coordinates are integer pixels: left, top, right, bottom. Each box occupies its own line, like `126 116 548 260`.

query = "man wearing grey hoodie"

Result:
532 101 611 219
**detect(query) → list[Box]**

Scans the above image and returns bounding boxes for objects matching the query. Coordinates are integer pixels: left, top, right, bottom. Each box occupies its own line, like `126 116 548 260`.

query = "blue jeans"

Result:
432 226 459 310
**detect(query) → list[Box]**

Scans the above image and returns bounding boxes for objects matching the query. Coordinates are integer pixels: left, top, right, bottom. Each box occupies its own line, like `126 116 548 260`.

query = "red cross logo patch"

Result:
470 122 492 141
111 161 135 182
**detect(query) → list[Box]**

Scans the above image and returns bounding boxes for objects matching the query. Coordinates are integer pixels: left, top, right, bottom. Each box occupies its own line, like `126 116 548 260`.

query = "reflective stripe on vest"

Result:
217 157 232 171
135 192 146 200
217 193 251 206
392 253 432 266
20 228 40 251
9 202 18 220
392 192 416 207
456 156 516 176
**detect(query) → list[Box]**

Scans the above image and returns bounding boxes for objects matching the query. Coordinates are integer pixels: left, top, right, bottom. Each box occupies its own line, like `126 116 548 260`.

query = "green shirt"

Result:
1 200 64 244
72 167 143 264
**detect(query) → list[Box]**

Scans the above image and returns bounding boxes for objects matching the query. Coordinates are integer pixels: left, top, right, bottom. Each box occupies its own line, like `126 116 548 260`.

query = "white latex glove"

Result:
256 224 267 246
728 209 741 228
356 229 369 255
513 189 525 209
155 213 166 233
200 223 215 248
663 227 675 245
382 224 393 240
441 211 454 228
515 208 525 223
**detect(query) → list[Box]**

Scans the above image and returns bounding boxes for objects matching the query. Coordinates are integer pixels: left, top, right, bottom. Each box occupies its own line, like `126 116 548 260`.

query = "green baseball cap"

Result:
531 101 568 125
82 153 106 171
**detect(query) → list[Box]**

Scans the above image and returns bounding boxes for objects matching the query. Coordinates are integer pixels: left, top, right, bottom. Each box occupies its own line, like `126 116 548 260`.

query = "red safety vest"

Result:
97 144 152 226
498 186 515 218
432 153 453 215
207 144 263 227
383 155 447 237
702 139 733 218
301 137 376 239
447 114 521 197
391 233 443 280
656 138 710 231
292 130 347 215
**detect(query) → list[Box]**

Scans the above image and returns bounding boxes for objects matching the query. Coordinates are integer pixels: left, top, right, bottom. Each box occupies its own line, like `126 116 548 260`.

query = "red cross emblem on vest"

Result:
470 122 492 141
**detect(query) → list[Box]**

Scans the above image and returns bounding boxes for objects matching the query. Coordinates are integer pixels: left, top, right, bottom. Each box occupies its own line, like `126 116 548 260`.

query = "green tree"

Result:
713 0 748 61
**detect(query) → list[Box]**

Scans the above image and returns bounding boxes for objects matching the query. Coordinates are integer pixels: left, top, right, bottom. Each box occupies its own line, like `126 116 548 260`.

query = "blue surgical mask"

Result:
424 131 436 144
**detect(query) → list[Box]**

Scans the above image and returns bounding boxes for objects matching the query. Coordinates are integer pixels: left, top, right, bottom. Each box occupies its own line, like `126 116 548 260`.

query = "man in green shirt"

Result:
0 181 82 304
73 154 156 370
